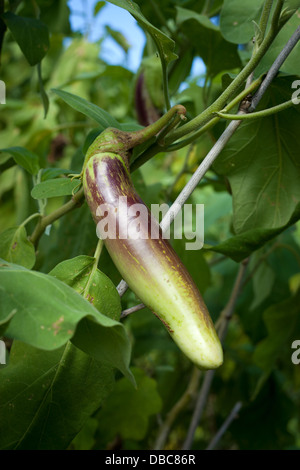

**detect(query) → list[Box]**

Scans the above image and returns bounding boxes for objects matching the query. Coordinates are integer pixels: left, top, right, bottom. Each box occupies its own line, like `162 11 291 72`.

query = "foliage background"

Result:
0 0 299 450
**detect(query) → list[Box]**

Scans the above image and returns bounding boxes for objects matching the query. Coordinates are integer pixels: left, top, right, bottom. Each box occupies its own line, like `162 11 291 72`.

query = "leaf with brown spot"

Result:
0 226 35 269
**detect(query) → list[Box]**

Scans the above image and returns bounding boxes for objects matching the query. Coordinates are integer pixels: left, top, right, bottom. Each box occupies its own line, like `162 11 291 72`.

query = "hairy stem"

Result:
256 0 274 48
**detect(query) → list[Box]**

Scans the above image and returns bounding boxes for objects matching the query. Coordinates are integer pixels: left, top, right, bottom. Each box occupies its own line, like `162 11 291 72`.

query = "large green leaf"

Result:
106 0 177 107
0 226 36 269
94 367 162 444
2 12 49 66
207 202 300 261
253 290 300 376
176 6 241 77
51 88 120 128
256 15 300 76
0 341 115 450
0 260 132 380
106 0 177 67
220 0 264 44
214 77 300 234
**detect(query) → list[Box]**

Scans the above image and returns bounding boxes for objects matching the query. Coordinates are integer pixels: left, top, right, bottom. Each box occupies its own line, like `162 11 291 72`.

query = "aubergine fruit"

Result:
82 106 223 370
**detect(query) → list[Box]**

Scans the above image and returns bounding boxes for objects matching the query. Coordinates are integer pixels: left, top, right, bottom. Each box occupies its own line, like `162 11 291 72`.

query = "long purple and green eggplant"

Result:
82 106 223 370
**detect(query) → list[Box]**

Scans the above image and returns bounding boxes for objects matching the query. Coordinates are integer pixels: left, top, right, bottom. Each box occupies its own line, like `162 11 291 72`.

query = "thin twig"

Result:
182 368 216 450
206 401 243 450
216 259 249 343
29 187 85 247
154 367 202 450
182 261 249 450
121 303 145 318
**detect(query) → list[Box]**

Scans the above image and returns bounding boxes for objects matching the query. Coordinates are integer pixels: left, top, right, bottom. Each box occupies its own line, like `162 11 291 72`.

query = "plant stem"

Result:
217 99 295 120
20 213 41 229
149 0 174 37
83 239 103 299
164 76 262 152
166 144 194 199
202 0 213 15
0 0 6 67
161 112 247 234
250 24 300 111
121 303 145 318
206 401 243 450
154 367 202 450
129 105 186 149
256 0 274 48
29 187 85 247
163 0 286 145
132 76 262 168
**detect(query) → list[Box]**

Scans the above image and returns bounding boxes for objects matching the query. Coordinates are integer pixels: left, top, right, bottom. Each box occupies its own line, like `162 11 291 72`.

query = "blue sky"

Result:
67 0 205 77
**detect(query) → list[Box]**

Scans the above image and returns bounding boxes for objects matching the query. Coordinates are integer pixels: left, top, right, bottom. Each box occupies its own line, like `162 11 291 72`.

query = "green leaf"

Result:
250 258 275 310
0 146 40 175
51 88 121 128
176 6 219 31
49 255 121 321
3 12 49 66
0 226 36 269
95 367 162 443
176 6 241 77
106 0 177 106
71 417 99 450
105 25 131 54
253 290 300 374
37 62 49 118
214 77 300 234
0 260 132 380
94 1 106 16
220 0 264 44
0 341 115 449
207 201 300 261
41 168 74 181
40 204 100 273
256 15 300 75
106 0 177 66
31 178 80 199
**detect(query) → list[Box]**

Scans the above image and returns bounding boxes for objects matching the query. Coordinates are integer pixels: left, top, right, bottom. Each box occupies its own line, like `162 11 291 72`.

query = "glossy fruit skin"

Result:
82 127 223 370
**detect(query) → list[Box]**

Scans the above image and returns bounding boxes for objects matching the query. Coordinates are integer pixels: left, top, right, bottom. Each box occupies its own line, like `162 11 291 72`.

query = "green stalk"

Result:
216 99 295 120
83 239 104 299
29 187 85 247
20 213 41 229
256 0 274 48
163 0 285 146
132 76 262 163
